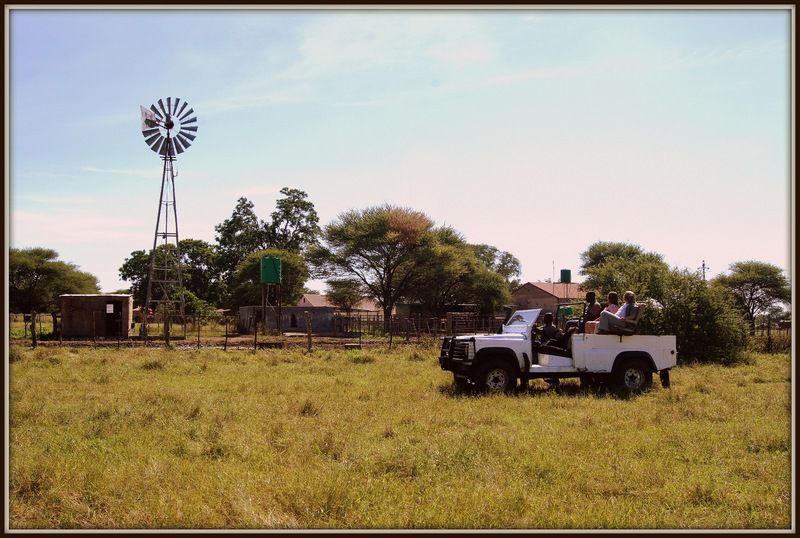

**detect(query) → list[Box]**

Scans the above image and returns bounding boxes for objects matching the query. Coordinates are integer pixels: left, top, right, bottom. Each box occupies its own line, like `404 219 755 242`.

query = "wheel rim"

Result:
623 367 645 390
485 368 509 392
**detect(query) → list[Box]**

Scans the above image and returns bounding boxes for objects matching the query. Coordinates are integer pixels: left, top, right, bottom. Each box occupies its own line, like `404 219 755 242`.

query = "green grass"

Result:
8 342 791 529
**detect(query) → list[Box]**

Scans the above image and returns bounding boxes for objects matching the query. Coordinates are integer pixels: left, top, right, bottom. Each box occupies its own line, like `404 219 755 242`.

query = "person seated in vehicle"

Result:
602 292 619 314
596 290 640 335
565 291 603 333
533 312 573 349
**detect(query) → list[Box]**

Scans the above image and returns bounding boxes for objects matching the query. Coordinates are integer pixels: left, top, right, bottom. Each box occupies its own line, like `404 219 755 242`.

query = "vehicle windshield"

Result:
503 309 542 334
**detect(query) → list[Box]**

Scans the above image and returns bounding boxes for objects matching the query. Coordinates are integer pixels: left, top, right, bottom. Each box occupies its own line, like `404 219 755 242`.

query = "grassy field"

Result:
8 342 792 529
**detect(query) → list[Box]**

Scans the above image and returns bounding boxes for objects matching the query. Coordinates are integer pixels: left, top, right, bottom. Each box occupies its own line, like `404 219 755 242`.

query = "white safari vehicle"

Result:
439 309 676 394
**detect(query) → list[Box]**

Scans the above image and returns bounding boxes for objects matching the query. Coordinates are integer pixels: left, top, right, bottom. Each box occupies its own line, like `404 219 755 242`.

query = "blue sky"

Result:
8 8 792 293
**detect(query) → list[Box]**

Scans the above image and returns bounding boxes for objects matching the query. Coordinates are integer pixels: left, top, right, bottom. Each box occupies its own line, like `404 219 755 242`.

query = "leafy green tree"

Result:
471 243 522 289
326 279 364 317
119 240 223 306
10 248 99 329
713 261 791 333
228 249 309 308
413 229 510 315
266 187 321 252
214 197 269 277
579 241 648 274
309 205 435 331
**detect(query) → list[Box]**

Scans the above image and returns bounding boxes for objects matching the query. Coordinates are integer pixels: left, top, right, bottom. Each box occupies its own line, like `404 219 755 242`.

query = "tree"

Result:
10 248 99 328
214 197 269 277
266 187 321 252
471 244 522 290
326 279 364 316
412 229 510 316
178 239 223 305
579 241 648 274
118 249 150 304
228 249 309 308
309 205 435 331
713 261 791 333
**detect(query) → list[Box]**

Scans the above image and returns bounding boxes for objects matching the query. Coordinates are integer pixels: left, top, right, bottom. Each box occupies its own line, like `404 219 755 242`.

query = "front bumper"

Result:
439 337 473 374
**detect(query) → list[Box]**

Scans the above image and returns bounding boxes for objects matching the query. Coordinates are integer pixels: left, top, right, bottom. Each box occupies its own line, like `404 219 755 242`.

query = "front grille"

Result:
452 342 470 360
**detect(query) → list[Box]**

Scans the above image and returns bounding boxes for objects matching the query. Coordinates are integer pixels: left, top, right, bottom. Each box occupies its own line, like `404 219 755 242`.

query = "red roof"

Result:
523 282 586 301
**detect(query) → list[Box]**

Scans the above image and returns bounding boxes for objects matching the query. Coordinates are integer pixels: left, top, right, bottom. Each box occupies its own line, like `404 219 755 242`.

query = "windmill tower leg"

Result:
143 137 186 341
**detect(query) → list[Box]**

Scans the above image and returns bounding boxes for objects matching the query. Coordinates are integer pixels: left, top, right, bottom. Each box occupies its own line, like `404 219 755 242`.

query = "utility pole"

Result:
700 260 709 281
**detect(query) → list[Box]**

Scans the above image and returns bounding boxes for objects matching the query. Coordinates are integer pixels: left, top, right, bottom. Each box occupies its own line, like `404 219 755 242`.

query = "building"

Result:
60 294 134 338
238 294 385 334
511 282 586 314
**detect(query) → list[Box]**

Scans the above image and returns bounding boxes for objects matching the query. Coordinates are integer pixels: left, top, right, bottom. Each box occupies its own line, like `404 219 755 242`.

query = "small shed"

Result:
60 294 134 338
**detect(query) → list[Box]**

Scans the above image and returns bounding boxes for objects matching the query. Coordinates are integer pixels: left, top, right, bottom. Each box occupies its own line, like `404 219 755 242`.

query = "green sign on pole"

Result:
260 256 282 284
560 269 572 284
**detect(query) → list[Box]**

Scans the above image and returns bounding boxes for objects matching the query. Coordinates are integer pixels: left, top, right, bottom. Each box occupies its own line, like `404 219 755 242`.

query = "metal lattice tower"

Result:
139 98 198 340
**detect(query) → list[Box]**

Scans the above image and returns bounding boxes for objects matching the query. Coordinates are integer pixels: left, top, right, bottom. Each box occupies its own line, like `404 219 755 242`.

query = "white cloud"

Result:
283 13 498 80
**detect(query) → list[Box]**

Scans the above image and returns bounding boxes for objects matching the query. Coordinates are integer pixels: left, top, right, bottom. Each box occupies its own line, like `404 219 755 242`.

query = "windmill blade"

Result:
177 133 193 147
181 116 197 125
177 101 188 117
173 137 185 154
157 99 168 117
173 97 181 115
181 125 198 132
144 133 162 147
166 97 172 115
151 137 165 154
179 107 194 121
142 128 159 138
178 131 195 142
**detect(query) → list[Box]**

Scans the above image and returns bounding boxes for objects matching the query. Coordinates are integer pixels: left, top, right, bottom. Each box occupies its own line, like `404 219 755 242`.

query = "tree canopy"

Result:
713 261 791 332
579 241 648 274
228 248 309 308
309 205 436 330
10 248 99 313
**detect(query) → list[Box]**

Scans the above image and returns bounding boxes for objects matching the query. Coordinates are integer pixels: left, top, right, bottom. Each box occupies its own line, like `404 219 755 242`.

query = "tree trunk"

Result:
383 304 393 334
51 312 59 338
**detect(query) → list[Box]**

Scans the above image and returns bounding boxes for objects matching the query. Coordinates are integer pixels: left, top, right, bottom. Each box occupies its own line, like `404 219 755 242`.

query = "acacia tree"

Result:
713 261 791 333
326 279 364 316
309 205 435 331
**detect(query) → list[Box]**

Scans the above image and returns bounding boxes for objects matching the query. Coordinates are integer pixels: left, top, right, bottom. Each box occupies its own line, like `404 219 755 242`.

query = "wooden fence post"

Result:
224 316 229 351
305 310 312 352
92 311 96 344
31 311 37 348
197 317 201 349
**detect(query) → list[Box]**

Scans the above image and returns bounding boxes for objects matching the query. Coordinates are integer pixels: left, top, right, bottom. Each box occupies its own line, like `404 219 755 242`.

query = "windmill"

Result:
139 97 198 342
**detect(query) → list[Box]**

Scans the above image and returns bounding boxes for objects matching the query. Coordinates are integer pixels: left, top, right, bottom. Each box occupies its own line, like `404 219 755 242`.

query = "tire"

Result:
660 369 671 388
614 358 653 394
475 359 517 394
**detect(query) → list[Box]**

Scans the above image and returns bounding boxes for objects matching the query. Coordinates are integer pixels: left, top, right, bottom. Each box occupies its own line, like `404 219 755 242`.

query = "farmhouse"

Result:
60 294 134 338
511 282 586 313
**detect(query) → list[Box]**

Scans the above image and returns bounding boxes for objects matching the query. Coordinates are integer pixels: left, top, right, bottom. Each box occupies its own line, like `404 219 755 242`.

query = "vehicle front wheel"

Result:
475 359 516 394
615 359 653 394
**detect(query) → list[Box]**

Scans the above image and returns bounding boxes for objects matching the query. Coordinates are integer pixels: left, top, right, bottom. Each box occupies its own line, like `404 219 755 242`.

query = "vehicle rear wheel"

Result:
476 359 516 394
614 358 653 394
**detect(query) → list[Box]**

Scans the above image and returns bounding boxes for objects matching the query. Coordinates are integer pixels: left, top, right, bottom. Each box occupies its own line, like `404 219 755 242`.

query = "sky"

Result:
7 7 793 294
